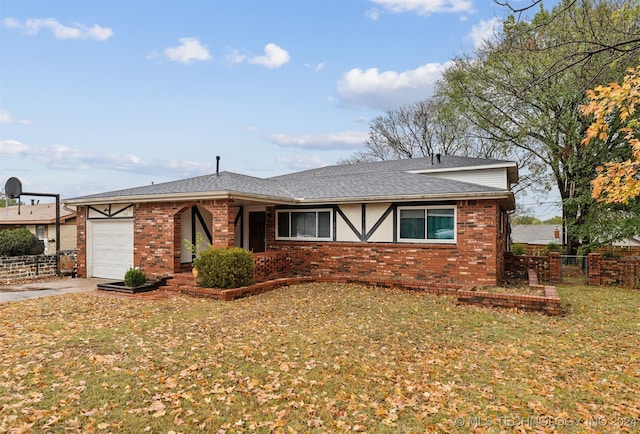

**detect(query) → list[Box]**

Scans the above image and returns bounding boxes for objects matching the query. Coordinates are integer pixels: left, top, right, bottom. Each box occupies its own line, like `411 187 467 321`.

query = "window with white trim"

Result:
36 224 45 240
276 209 332 240
398 206 456 243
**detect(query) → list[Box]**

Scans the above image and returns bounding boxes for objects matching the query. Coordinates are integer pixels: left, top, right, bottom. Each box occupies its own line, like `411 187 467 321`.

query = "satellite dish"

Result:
5 177 22 199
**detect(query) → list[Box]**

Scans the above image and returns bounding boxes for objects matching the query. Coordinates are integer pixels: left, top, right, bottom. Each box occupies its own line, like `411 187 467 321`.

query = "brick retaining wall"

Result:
0 251 77 282
505 252 640 289
163 272 561 315
589 254 640 288
0 255 56 281
504 252 551 282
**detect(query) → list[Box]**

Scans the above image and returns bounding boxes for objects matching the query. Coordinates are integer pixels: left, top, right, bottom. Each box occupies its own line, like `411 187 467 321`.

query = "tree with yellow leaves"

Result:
581 65 640 204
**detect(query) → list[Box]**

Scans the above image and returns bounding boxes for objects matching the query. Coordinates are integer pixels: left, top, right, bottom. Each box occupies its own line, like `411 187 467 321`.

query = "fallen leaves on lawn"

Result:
0 283 638 433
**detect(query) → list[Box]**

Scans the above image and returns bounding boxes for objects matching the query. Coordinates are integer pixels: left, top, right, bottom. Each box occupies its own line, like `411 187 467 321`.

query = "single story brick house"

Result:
64 155 518 285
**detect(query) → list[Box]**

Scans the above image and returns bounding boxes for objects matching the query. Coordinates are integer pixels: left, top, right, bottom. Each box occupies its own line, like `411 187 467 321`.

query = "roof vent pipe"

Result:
436 153 441 163
216 156 220 175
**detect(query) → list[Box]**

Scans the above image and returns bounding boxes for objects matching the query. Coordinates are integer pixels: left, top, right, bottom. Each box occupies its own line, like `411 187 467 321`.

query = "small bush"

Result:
194 247 254 289
511 243 525 255
544 242 562 254
0 228 39 256
124 267 147 287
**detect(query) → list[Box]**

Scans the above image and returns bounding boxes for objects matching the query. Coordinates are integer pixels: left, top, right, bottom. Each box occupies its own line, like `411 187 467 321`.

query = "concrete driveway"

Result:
0 278 109 302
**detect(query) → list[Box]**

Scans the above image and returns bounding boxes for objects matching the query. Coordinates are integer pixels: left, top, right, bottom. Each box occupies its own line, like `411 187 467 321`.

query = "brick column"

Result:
265 206 276 250
588 253 601 286
549 252 561 283
76 206 87 278
207 199 236 248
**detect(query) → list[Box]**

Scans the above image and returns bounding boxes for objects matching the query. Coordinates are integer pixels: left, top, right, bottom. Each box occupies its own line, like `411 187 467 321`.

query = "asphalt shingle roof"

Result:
66 155 514 204
275 170 503 201
0 203 76 224
269 155 512 180
511 224 561 245
69 172 291 201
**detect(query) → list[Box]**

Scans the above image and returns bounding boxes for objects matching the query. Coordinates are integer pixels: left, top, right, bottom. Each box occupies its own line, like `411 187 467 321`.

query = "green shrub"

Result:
124 267 147 287
194 247 254 289
544 242 563 254
0 228 39 256
511 243 525 255
601 250 619 259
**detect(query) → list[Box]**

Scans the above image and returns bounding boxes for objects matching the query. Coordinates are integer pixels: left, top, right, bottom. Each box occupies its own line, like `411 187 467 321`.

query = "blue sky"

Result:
0 0 558 215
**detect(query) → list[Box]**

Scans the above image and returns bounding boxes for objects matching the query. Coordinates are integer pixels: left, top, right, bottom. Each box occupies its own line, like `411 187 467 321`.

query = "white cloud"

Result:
366 8 381 21
305 62 325 73
224 47 246 65
467 17 501 49
2 17 20 28
269 131 367 150
0 139 31 155
3 17 113 41
336 62 450 110
162 37 212 64
0 110 31 125
276 154 329 171
248 43 290 69
370 0 474 16
0 139 214 175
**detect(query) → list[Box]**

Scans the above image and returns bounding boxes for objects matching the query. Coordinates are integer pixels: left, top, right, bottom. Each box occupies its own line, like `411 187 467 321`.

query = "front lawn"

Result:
1 283 638 433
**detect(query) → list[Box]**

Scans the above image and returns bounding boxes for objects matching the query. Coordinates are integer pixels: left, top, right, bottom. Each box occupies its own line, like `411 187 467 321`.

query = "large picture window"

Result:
398 206 456 243
276 209 332 241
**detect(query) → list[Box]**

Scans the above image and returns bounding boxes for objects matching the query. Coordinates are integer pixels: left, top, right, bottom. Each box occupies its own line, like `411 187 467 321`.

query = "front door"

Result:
248 211 266 252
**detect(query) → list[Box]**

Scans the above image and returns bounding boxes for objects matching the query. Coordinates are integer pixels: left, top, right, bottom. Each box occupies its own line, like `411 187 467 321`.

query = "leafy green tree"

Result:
339 94 543 197
543 216 563 225
0 196 18 207
494 0 640 87
511 215 542 225
572 200 640 251
440 0 639 253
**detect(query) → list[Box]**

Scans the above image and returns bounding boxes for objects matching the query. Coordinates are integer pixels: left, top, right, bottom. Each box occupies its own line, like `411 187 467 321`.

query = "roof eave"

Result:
63 191 296 206
0 214 76 225
63 189 515 210
297 191 516 209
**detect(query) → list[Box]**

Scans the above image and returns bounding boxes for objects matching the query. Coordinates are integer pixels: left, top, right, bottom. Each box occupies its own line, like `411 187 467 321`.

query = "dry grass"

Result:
474 285 546 297
1 283 639 433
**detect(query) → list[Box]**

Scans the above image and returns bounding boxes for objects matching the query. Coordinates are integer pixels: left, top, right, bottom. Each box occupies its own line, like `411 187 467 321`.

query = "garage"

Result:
88 219 133 279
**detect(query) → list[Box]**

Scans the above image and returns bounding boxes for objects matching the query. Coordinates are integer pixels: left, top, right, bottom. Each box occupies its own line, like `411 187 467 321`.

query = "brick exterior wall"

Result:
265 199 503 286
76 197 539 287
76 200 235 278
253 251 292 282
134 199 235 277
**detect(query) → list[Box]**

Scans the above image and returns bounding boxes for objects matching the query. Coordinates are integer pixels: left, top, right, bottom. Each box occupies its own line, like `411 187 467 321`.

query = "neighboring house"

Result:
511 224 563 254
0 203 77 254
64 155 518 285
511 224 640 255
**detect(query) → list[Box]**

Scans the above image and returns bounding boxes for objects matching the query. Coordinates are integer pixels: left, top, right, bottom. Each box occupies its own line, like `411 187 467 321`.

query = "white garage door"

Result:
89 219 134 279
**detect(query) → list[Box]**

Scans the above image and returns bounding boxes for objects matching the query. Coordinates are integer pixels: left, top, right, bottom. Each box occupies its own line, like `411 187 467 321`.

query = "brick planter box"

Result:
456 269 561 315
